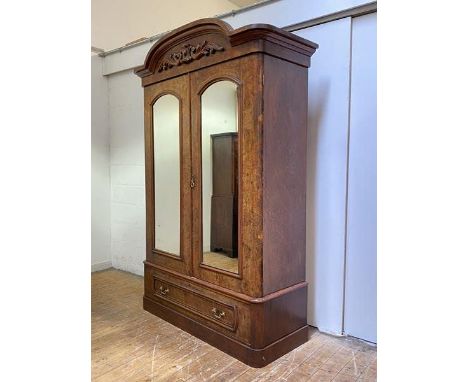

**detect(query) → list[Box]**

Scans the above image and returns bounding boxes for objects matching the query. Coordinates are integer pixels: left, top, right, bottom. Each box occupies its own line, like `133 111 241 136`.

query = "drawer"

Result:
152 276 238 332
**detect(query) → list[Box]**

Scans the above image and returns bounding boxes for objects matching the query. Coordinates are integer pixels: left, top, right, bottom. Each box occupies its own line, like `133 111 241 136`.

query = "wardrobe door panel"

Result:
144 75 192 274
190 56 263 296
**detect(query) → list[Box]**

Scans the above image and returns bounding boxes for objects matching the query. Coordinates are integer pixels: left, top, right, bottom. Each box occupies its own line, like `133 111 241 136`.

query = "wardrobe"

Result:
135 18 317 367
210 132 238 258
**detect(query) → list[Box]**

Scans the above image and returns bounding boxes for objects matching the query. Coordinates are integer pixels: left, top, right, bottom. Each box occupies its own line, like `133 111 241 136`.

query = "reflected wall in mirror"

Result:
153 94 181 256
201 80 239 274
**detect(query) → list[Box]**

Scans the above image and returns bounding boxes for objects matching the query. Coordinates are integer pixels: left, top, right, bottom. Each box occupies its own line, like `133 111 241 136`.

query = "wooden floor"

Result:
203 251 239 273
92 269 377 382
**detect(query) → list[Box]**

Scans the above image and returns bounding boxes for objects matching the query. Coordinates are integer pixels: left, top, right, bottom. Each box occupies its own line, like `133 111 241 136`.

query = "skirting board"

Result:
91 261 112 272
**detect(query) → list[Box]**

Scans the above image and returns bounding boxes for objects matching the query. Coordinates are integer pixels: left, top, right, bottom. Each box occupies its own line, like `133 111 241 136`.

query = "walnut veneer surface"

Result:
92 269 377 381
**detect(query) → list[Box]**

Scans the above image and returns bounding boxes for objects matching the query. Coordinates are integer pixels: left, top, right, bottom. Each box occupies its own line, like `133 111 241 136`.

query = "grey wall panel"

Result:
295 18 352 334
344 12 377 343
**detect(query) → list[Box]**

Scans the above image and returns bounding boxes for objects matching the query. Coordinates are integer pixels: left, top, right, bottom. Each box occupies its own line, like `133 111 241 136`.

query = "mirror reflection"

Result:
201 81 239 274
153 94 181 256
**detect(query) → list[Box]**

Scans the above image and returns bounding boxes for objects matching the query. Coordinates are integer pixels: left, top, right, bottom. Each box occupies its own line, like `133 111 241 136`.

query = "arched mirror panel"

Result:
200 80 239 274
153 94 181 256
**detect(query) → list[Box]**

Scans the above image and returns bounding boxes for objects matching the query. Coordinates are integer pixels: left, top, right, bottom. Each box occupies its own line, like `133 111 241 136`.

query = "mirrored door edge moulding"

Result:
201 80 239 274
153 94 181 257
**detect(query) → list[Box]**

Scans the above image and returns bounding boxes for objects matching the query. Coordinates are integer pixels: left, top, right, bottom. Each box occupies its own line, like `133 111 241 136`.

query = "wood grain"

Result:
189 55 263 296
262 55 309 294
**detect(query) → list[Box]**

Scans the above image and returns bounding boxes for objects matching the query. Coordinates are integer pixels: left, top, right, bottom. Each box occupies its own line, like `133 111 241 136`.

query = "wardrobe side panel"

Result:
262 55 308 295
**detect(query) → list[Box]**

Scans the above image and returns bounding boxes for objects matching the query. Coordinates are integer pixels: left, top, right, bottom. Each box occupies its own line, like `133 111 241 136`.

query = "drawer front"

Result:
153 276 238 332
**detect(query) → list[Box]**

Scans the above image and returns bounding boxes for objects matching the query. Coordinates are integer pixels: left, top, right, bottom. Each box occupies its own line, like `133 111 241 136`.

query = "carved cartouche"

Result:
158 40 224 72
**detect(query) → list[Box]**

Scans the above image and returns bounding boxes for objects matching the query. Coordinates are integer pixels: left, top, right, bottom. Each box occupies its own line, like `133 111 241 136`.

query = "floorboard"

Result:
92 269 377 381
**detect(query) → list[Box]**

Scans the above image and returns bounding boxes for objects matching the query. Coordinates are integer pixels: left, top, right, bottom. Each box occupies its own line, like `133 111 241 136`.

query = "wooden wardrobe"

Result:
135 18 317 367
210 132 238 258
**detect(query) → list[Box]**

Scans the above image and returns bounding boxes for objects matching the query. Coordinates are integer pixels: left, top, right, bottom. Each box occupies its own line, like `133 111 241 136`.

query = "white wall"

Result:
109 70 146 275
344 12 377 343
93 0 377 340
92 0 238 50
91 55 111 271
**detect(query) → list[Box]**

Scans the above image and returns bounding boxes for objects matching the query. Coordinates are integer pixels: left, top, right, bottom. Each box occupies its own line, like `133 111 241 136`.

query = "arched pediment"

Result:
135 19 233 79
135 18 318 85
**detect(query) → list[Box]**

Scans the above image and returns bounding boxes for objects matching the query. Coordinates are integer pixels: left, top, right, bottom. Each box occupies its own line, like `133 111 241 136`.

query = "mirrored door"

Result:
145 75 192 274
200 80 239 274
153 94 181 256
190 70 243 279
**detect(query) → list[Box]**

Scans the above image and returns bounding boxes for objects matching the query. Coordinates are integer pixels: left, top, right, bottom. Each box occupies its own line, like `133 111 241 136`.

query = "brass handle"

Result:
211 307 225 319
190 176 196 189
159 285 169 295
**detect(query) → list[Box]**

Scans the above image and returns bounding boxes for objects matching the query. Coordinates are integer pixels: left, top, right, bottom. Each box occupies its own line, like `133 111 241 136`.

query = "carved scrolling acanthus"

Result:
158 40 224 72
